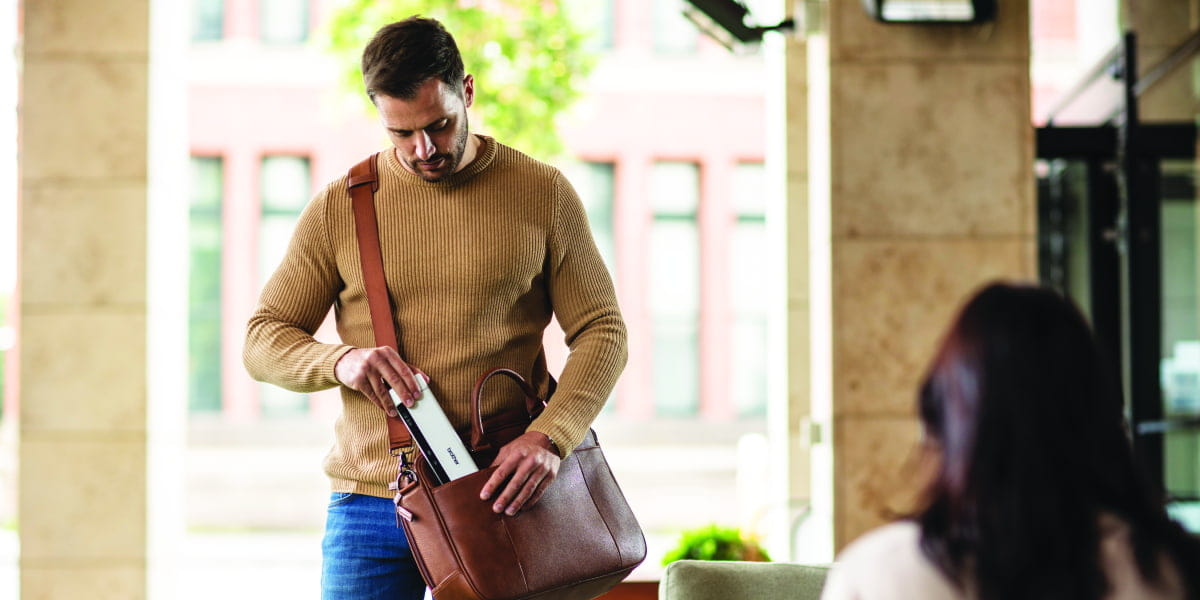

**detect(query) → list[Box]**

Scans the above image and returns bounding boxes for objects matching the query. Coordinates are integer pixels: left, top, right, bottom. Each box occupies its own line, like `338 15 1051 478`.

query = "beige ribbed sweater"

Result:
244 136 628 499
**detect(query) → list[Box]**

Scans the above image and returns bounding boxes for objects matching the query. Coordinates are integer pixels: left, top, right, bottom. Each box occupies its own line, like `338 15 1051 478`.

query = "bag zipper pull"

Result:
389 451 416 526
388 479 415 525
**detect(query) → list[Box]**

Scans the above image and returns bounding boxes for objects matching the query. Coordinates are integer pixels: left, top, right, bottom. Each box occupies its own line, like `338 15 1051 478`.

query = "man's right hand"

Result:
334 347 422 417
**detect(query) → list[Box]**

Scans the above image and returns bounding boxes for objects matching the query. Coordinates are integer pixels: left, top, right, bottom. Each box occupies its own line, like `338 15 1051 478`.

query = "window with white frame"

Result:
259 0 309 44
568 0 616 51
653 0 699 54
730 162 768 417
650 161 701 416
189 155 224 413
566 161 617 276
258 154 312 416
191 0 224 42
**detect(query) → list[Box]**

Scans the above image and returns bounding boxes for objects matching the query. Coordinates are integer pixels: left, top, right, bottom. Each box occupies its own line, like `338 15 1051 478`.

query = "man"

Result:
243 17 627 599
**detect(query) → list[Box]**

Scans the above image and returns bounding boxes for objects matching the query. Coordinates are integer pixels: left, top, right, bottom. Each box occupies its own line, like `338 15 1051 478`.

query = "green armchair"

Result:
658 560 830 600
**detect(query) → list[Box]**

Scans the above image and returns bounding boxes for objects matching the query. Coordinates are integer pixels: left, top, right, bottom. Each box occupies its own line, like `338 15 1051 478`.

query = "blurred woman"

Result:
821 282 1200 600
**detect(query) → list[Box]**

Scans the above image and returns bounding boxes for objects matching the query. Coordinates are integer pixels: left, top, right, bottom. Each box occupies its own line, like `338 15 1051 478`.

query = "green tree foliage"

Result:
662 525 772 564
323 0 597 161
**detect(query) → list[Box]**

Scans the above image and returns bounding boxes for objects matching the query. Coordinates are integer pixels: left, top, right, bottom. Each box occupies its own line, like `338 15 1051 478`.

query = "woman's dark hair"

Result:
361 17 465 102
916 282 1200 600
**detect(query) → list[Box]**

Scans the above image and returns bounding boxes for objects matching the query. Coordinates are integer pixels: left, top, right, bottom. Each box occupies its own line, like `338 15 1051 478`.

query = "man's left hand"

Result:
480 431 561 516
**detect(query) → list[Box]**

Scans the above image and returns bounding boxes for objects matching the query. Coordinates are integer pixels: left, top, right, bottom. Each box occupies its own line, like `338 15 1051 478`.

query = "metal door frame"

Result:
1037 32 1198 492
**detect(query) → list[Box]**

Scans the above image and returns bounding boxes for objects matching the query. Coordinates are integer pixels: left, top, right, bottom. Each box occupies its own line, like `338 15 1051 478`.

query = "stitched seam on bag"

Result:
402 520 442 589
431 570 454 591
501 518 530 594
426 476 503 600
576 449 624 565
412 473 474 595
402 463 445 590
431 498 478 596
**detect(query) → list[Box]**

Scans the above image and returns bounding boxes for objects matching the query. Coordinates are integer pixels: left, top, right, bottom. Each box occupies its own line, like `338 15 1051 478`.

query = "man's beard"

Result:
410 113 470 183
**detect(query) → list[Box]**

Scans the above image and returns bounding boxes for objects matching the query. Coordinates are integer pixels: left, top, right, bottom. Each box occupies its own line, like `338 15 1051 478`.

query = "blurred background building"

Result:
4 0 1200 598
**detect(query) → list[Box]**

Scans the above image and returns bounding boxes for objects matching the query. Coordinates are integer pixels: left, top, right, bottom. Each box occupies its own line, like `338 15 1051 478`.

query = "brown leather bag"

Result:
397 367 646 600
348 154 646 600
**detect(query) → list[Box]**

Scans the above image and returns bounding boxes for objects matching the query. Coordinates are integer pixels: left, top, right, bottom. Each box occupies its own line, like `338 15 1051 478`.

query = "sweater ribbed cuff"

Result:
325 344 356 387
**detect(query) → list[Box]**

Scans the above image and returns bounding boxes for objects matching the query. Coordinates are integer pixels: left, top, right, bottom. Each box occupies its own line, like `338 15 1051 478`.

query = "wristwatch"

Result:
545 434 560 456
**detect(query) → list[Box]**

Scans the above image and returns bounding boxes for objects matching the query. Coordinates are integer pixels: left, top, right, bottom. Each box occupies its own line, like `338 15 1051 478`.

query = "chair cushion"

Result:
658 560 830 600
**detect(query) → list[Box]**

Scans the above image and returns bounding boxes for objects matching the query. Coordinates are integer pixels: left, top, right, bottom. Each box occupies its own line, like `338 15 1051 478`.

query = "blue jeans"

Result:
321 493 429 600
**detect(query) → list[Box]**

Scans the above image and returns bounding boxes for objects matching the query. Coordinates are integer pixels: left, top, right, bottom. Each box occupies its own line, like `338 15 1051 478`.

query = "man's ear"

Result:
462 75 475 109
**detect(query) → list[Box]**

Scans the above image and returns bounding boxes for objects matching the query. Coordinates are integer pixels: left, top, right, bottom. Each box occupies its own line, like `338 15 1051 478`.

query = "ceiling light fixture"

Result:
861 0 996 24
683 0 796 51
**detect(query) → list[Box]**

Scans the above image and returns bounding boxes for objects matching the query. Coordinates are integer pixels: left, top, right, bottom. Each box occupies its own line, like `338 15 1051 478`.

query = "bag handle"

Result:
468 368 546 452
348 153 412 451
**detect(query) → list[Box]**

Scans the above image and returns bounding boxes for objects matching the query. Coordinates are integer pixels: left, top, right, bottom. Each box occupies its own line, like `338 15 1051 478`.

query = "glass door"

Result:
1036 152 1121 365
1156 158 1200 528
1037 31 1200 532
1036 143 1200 531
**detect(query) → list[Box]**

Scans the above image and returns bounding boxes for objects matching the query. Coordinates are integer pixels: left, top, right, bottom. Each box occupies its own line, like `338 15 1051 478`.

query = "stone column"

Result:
18 1 166 597
805 1 1036 550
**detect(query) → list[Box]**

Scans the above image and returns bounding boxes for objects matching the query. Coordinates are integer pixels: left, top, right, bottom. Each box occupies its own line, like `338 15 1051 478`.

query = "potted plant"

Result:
662 525 771 564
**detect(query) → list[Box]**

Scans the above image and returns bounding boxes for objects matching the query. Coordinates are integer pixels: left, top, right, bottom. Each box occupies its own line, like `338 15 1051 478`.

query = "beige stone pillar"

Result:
18 1 168 597
802 2 1036 551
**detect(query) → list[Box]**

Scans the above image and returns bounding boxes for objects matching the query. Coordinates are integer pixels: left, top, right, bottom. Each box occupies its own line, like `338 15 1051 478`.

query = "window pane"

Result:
565 161 617 276
730 225 767 312
649 221 699 313
259 215 300 286
653 317 699 416
261 155 311 212
192 0 224 42
651 161 700 416
259 155 312 415
654 0 698 54
189 156 224 413
731 162 767 416
192 155 224 210
732 162 766 216
731 223 767 416
731 317 767 416
1160 160 1200 525
259 155 311 285
568 0 614 51
651 161 700 215
1037 159 1093 317
259 0 309 44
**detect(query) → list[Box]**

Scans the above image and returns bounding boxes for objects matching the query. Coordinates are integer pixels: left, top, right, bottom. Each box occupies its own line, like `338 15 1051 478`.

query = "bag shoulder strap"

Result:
348 152 412 450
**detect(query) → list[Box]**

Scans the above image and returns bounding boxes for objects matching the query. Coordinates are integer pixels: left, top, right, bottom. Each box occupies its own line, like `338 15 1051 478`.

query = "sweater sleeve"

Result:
243 186 354 392
527 172 628 456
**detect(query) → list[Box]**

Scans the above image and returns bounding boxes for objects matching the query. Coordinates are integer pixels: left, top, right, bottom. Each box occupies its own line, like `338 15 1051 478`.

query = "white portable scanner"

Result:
389 376 478 485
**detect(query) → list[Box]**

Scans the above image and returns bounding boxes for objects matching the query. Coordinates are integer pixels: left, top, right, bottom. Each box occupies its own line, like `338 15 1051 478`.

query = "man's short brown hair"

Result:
361 17 465 102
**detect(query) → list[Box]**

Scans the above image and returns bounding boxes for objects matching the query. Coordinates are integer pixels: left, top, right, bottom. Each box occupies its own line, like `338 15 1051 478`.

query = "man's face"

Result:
375 76 474 182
